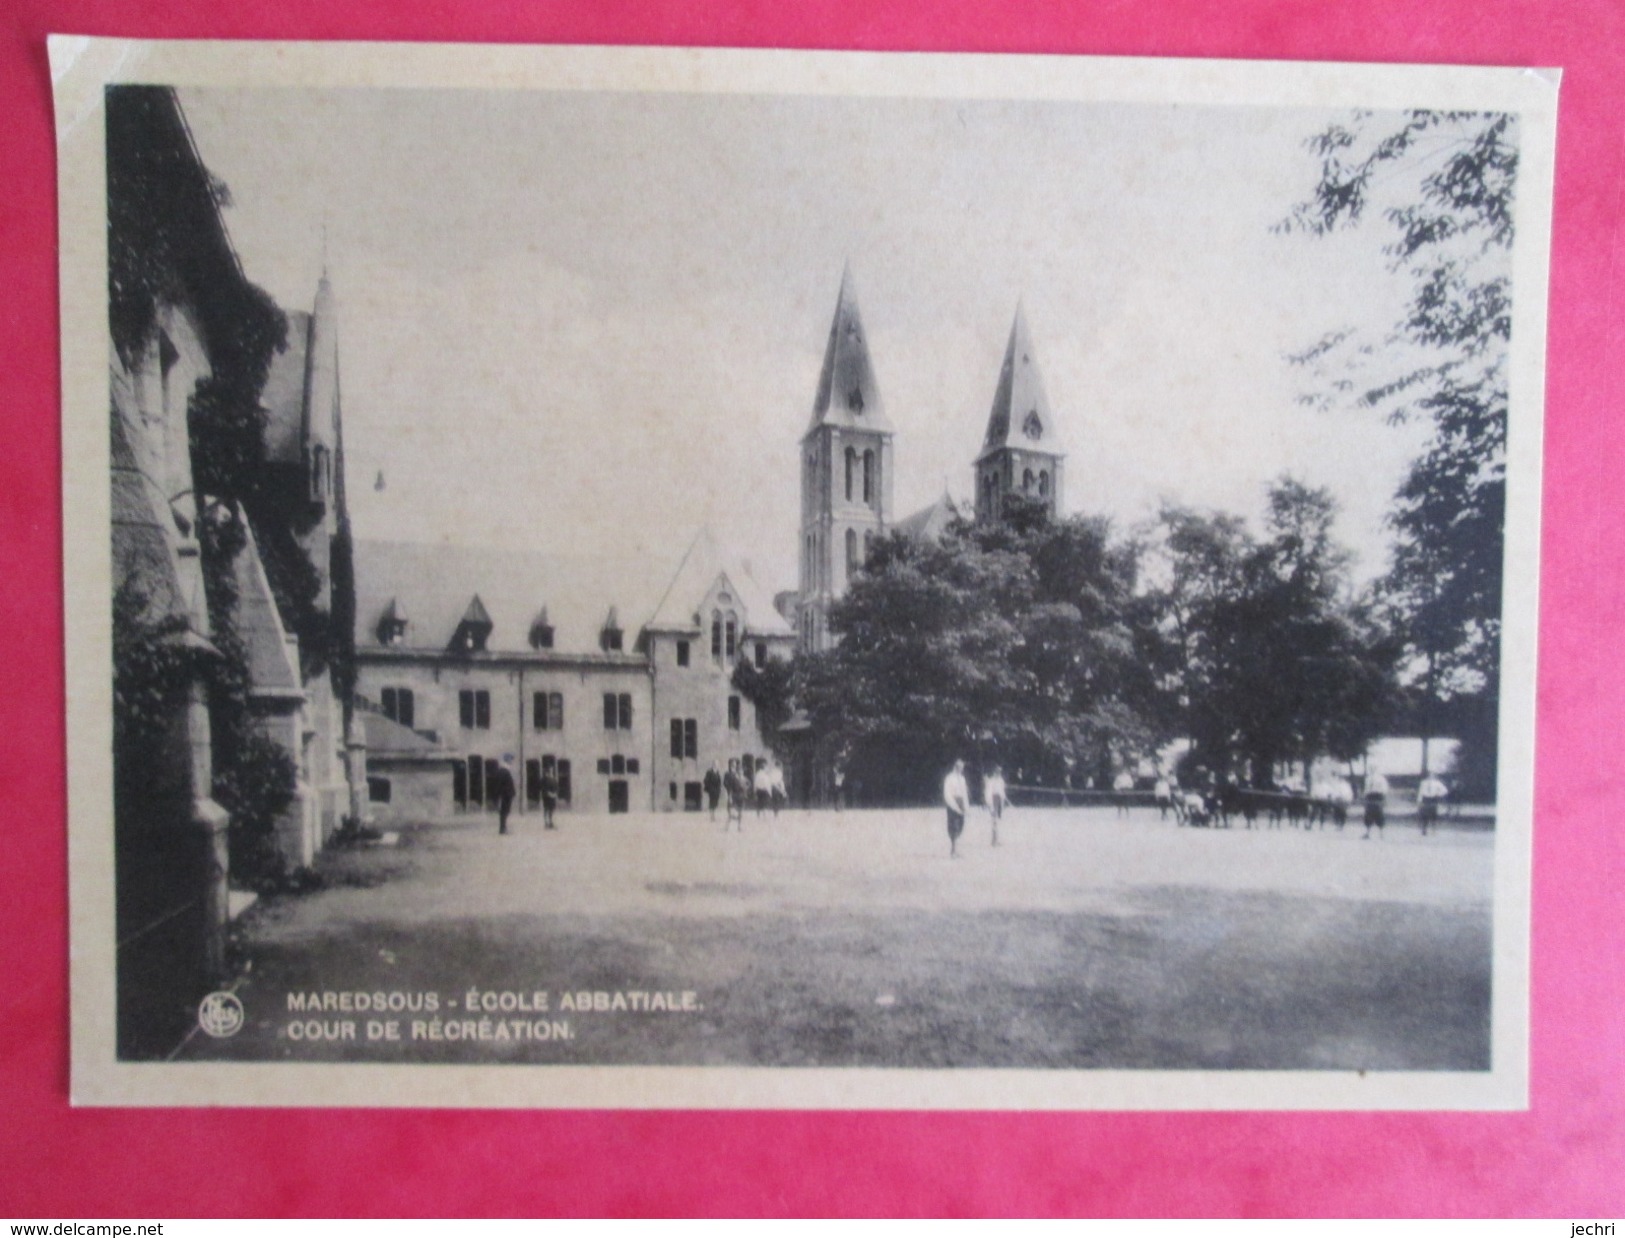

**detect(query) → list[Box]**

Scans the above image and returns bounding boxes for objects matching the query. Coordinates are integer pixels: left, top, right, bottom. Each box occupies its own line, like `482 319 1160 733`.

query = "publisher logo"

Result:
198 991 244 1038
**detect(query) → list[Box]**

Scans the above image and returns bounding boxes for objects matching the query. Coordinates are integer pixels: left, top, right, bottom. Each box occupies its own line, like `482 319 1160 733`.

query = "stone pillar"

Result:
345 712 369 827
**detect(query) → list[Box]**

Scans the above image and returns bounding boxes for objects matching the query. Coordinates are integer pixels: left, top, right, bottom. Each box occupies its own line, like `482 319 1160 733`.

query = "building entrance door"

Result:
608 780 629 814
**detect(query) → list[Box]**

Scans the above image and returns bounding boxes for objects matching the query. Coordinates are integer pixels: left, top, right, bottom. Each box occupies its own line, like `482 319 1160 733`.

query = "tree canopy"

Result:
1144 481 1399 787
1281 110 1514 794
796 503 1159 801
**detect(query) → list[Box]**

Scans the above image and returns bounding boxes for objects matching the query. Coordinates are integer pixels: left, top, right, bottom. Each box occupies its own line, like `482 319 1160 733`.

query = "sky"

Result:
179 85 1440 592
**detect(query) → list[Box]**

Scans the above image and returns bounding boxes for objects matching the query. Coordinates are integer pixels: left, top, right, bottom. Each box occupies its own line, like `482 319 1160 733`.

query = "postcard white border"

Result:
56 37 1556 1110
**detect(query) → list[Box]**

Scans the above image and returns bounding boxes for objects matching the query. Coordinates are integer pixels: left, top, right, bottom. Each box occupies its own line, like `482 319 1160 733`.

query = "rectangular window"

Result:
597 758 611 775
557 760 572 802
381 687 415 730
603 693 617 730
532 691 564 731
618 693 633 730
676 639 690 667
671 719 684 759
612 754 626 775
460 689 490 730
453 761 467 808
728 695 741 731
754 641 767 669
367 776 392 804
627 757 640 775
684 718 698 760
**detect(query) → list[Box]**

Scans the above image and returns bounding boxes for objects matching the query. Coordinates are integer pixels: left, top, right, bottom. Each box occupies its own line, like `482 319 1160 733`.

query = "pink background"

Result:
2 0 1621 1217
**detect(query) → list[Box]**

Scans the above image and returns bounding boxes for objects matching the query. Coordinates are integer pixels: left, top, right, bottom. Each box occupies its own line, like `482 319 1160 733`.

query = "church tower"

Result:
799 266 894 651
975 303 1065 524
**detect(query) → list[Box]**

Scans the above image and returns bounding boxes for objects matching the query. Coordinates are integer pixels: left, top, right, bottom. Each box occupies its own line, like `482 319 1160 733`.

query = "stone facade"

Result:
353 533 795 821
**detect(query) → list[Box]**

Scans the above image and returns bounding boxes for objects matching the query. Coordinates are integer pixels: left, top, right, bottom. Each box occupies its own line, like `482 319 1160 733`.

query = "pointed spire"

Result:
807 264 893 436
978 301 1058 461
304 266 339 451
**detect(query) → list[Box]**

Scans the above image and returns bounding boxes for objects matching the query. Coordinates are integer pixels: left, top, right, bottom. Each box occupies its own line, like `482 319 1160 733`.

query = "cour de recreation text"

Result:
281 988 702 1043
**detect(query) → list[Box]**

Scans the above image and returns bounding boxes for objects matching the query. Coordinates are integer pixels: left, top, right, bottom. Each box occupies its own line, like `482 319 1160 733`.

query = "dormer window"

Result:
848 386 864 413
376 598 409 646
530 607 554 650
1023 409 1044 440
600 606 623 653
449 595 493 654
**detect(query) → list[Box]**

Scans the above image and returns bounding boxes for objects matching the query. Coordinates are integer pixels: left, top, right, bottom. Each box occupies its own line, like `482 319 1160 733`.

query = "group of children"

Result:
941 759 1009 857
1150 770 1452 838
703 756 787 830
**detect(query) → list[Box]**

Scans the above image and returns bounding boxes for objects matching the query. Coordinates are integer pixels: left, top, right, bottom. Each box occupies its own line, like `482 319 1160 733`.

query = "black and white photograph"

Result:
59 41 1553 1108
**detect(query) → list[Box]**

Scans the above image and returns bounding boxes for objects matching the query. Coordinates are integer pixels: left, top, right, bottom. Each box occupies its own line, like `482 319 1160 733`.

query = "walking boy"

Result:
943 758 970 858
984 764 1008 847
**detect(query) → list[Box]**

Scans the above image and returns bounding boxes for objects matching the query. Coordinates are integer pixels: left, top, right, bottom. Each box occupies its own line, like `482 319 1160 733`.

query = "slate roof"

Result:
261 309 311 465
354 535 792 656
235 519 303 696
977 303 1061 462
645 527 795 638
807 264 893 437
110 407 186 626
894 494 961 543
363 709 449 758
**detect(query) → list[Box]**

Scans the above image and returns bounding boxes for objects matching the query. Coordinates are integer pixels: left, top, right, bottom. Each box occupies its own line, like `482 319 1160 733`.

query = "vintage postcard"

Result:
56 39 1556 1108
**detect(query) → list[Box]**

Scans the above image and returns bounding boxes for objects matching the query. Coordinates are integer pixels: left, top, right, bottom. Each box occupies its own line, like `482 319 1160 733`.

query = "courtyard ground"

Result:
182 804 1494 1070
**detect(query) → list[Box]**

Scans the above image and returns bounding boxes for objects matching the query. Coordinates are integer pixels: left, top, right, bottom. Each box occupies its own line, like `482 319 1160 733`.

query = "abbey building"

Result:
347 265 1069 817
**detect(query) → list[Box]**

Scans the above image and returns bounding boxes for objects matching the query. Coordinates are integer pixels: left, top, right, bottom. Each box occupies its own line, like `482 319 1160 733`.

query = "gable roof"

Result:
894 494 961 543
645 527 796 638
977 303 1062 463
807 264 894 437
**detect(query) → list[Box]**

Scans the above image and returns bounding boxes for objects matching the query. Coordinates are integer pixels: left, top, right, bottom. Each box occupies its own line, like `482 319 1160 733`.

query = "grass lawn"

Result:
186 804 1493 1070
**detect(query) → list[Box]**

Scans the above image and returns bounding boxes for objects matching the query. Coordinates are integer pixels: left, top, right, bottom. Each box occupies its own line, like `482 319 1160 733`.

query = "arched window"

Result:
725 612 738 659
1038 470 1050 497
711 610 723 659
844 447 856 501
862 450 874 505
845 528 858 575
1023 468 1035 492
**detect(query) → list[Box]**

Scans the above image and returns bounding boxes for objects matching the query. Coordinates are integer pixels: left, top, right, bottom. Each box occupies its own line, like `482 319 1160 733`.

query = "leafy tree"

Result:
1281 109 1515 794
109 85 301 882
1145 481 1398 785
798 508 1160 802
731 653 798 754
